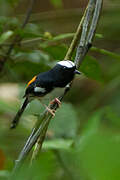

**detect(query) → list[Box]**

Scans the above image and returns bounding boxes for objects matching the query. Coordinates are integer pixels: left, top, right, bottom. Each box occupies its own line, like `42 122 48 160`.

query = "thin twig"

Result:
64 7 88 60
0 0 36 72
21 0 36 28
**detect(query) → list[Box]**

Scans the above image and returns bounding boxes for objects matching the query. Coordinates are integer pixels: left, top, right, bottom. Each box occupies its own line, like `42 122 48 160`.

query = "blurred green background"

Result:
0 0 120 179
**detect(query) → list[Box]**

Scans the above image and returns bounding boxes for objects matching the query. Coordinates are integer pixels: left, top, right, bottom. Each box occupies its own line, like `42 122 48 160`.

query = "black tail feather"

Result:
10 98 29 129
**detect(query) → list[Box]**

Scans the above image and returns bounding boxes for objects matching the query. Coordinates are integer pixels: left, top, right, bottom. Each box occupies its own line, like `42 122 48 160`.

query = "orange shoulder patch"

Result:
27 76 37 87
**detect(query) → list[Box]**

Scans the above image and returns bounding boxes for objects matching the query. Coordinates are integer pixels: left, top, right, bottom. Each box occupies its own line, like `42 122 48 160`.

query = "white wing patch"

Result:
34 87 46 93
57 60 75 68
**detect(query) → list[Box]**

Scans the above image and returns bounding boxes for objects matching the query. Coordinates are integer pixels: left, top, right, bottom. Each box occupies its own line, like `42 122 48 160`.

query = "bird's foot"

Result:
50 98 61 107
46 107 55 117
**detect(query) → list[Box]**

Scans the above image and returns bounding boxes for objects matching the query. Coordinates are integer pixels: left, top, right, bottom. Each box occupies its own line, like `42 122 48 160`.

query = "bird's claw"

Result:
50 98 61 107
46 107 56 117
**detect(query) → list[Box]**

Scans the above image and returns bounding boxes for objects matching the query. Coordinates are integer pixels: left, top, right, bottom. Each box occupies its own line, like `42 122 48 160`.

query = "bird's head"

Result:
56 60 81 75
50 60 81 87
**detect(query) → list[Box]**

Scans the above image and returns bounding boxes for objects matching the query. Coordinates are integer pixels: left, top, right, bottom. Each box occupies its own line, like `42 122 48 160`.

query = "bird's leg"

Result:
50 98 61 108
45 106 55 117
39 100 55 117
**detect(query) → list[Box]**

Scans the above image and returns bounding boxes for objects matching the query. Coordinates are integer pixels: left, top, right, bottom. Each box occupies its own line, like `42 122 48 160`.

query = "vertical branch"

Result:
75 0 103 68
86 0 103 44
75 0 96 67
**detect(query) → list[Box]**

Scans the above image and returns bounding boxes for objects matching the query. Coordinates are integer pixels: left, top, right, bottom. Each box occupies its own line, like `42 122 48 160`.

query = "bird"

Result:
10 60 81 129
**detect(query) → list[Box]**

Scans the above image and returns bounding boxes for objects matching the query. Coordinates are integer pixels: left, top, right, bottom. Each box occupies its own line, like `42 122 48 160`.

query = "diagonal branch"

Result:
0 0 36 72
64 6 88 60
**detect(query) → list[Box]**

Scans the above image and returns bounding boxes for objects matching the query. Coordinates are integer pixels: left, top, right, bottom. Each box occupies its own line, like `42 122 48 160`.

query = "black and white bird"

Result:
11 60 81 129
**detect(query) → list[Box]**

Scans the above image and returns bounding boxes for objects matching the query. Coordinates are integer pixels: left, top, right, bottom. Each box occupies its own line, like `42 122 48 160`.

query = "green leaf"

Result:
0 30 13 44
52 33 74 41
80 55 103 81
0 16 8 25
9 60 50 81
59 110 120 180
16 29 43 39
50 0 63 8
43 139 73 150
95 33 103 38
0 170 9 178
75 110 102 148
12 151 57 180
42 45 67 60
49 103 78 138
75 132 120 180
14 50 50 64
0 99 16 113
91 46 120 60
104 106 120 127
40 33 74 48
7 0 19 6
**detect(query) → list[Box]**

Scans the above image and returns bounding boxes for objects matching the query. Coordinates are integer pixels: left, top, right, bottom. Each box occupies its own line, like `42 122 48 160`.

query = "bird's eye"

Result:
63 66 66 69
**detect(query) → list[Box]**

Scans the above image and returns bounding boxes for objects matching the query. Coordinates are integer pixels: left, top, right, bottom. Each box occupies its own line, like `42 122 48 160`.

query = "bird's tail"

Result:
10 98 29 129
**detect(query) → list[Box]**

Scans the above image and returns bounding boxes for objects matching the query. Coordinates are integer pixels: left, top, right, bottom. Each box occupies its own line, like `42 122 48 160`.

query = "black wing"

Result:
24 71 54 98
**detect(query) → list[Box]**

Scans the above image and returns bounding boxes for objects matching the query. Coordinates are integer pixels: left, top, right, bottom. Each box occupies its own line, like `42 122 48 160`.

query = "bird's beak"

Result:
75 69 81 75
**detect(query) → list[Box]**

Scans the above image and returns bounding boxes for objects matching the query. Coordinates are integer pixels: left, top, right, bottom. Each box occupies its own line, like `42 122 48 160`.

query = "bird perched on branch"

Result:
11 60 81 129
